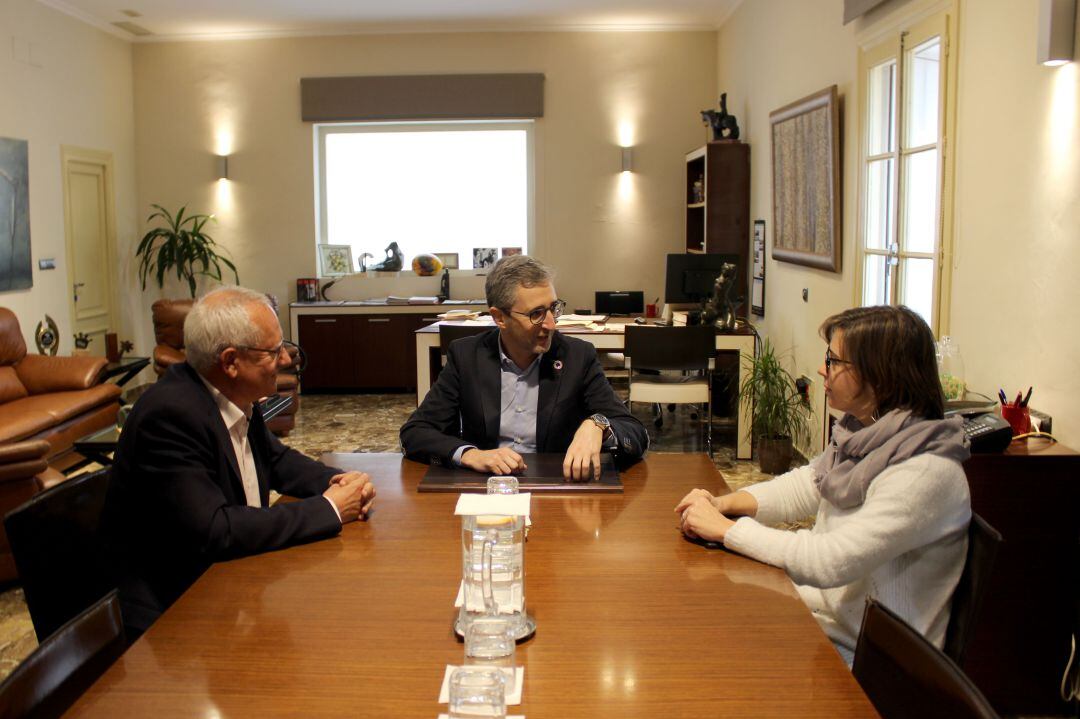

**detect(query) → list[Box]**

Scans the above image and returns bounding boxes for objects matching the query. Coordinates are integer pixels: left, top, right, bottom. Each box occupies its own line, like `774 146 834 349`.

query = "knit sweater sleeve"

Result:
723 454 970 589
741 464 821 525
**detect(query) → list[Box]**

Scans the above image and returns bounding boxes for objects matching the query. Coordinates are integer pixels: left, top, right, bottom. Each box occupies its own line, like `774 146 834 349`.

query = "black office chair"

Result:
943 512 1002 665
624 325 716 455
439 324 495 359
853 598 1000 719
0 590 124 719
4 468 115 642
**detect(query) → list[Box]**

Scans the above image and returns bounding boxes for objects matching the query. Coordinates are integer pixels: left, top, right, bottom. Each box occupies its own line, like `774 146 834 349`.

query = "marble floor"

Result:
0 389 789 680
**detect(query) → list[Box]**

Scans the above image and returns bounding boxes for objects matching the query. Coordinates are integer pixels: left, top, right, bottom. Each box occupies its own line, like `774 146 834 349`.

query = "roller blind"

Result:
300 74 545 122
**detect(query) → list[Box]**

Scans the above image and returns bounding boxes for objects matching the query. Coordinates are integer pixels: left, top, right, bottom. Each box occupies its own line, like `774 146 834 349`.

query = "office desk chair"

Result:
944 512 1002 665
0 590 124 719
4 468 115 642
853 598 1000 719
624 325 715 456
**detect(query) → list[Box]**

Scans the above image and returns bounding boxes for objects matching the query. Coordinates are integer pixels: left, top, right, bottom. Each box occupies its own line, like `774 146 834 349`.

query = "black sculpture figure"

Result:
700 262 738 331
701 93 741 142
371 242 404 272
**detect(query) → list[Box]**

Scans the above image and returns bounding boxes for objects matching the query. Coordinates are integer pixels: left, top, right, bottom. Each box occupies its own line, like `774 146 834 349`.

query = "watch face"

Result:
40 330 55 345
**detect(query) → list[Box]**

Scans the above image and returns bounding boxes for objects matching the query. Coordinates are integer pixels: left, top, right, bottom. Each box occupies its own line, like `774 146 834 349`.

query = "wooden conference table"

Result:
415 318 757 459
68 454 875 718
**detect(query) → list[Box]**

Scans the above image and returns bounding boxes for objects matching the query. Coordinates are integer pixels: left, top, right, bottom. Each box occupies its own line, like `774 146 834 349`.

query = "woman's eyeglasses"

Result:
507 299 567 325
824 349 852 373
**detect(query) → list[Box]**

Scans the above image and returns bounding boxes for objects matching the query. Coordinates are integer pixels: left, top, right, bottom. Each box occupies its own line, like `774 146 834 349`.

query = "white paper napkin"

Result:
438 715 524 718
455 493 531 517
439 665 524 705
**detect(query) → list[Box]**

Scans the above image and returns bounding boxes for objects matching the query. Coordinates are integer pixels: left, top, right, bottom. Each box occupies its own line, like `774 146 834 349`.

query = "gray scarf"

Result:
812 408 970 509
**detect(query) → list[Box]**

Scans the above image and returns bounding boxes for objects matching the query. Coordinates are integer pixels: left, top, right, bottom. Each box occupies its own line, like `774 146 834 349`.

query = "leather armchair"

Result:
0 439 66 583
0 307 121 458
150 298 300 435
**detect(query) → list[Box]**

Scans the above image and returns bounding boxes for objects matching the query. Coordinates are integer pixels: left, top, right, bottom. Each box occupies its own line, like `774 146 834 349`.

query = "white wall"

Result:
131 31 718 335
0 0 138 354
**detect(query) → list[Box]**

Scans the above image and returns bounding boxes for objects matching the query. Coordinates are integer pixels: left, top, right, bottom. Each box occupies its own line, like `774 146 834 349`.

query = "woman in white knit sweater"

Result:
675 305 971 665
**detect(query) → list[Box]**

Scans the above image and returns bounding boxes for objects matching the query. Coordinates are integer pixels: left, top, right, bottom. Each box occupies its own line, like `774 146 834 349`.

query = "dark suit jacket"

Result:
400 330 648 466
103 363 341 632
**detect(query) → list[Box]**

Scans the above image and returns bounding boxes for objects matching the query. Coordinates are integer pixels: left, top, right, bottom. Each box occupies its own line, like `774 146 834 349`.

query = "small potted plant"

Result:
135 204 239 298
739 339 811 474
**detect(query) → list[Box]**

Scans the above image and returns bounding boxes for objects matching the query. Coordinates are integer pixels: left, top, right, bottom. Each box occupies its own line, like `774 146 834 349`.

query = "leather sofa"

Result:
150 298 299 435
0 439 66 583
0 308 121 459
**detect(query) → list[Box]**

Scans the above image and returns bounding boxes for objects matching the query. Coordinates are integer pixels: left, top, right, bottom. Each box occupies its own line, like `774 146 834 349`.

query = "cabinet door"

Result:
354 315 409 389
297 315 359 390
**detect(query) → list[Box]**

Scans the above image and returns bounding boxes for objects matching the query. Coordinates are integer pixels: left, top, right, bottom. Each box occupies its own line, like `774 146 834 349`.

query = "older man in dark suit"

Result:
401 255 648 480
104 286 375 635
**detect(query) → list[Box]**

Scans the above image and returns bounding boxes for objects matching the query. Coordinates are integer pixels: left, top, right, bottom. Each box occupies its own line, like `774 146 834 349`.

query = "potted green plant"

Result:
135 204 239 298
739 339 811 474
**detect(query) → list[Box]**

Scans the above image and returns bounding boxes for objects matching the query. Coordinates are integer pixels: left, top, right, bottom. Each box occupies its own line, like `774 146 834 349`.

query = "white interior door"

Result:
62 148 117 355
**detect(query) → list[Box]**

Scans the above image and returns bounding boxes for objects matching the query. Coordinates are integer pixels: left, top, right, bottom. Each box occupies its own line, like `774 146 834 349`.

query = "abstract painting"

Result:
0 137 31 292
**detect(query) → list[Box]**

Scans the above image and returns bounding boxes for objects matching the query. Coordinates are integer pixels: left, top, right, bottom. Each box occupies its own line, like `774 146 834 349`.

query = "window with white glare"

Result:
859 23 951 331
317 122 532 271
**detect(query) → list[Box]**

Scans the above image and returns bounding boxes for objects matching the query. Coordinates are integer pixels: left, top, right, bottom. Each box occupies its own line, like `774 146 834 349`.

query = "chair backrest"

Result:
624 325 715 371
943 512 1002 665
439 325 494 354
853 598 1000 719
0 590 124 719
3 468 115 642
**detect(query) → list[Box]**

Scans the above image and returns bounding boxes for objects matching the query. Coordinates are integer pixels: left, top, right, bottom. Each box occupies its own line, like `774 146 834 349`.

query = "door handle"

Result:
73 282 85 303
366 318 391 323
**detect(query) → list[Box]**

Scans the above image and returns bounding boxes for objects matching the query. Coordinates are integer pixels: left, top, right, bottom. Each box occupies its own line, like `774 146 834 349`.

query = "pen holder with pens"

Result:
1000 403 1031 436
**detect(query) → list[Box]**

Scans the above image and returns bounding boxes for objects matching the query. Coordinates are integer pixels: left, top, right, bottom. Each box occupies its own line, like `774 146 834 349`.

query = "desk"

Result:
69 454 875 718
415 321 756 459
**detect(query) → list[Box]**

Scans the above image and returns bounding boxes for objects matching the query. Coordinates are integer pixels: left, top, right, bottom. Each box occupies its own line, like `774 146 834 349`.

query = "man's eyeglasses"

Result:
824 349 852 374
506 299 567 326
239 340 297 359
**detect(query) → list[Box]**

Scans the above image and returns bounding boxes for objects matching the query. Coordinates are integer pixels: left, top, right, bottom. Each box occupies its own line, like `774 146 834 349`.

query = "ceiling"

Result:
38 0 744 41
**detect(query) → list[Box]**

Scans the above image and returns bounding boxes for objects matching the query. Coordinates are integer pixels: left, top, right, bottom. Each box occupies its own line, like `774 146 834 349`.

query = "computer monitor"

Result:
595 290 644 315
664 253 741 304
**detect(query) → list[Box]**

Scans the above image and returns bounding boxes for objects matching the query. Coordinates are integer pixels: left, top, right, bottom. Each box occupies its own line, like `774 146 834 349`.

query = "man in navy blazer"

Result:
400 256 648 480
104 287 375 634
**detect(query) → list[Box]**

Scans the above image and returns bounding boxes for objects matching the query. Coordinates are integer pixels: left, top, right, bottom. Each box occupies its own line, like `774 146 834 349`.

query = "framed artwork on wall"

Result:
435 252 459 269
319 244 353 277
473 247 497 269
769 85 841 272
752 219 766 317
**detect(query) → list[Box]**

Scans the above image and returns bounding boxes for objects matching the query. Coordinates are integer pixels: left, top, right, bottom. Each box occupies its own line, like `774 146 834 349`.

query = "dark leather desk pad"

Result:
419 452 622 493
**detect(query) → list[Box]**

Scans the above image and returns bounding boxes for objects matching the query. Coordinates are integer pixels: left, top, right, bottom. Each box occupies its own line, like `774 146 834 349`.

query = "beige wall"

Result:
0 0 138 355
718 0 1080 450
131 31 718 334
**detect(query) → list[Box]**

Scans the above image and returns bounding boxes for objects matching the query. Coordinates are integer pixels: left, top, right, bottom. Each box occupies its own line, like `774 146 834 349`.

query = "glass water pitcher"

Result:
457 513 534 640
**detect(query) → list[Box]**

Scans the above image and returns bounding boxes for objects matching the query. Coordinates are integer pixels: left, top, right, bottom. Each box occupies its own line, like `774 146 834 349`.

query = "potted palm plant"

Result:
135 204 239 298
739 339 811 474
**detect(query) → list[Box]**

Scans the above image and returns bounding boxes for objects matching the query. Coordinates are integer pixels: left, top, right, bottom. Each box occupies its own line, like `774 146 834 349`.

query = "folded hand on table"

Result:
461 447 527 475
563 420 604 482
325 471 376 522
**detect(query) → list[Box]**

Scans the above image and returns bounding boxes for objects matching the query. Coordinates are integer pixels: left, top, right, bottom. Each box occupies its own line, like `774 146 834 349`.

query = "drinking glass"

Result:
464 617 517 693
486 476 519 495
448 666 506 719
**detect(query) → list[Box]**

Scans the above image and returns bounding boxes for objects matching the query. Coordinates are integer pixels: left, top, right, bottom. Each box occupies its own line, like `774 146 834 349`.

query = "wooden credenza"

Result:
961 441 1080 717
290 303 485 392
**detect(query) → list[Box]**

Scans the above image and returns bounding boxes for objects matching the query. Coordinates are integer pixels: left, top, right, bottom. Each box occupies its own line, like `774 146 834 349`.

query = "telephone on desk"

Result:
962 413 1013 453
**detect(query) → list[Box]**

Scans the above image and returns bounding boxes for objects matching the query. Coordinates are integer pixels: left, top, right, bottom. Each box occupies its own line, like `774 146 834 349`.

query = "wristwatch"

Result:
589 413 612 439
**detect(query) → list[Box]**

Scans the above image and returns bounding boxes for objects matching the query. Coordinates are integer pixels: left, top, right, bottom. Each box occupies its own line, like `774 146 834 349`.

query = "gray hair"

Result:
485 255 554 310
185 286 273 373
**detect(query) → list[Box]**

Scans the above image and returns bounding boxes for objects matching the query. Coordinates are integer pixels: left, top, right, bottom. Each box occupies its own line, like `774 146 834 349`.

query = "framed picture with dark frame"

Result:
752 219 766 317
769 85 841 272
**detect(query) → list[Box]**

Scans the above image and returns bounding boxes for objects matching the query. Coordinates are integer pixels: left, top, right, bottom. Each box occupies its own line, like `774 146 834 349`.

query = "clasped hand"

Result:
324 471 376 523
674 488 736 543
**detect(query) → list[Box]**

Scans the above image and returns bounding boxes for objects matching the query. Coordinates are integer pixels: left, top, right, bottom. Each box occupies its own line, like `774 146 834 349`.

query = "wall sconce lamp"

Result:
215 155 229 180
1038 0 1076 66
621 147 633 173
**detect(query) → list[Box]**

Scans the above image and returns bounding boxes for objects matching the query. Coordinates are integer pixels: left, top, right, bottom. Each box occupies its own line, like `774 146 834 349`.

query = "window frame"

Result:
855 8 958 334
313 119 536 268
